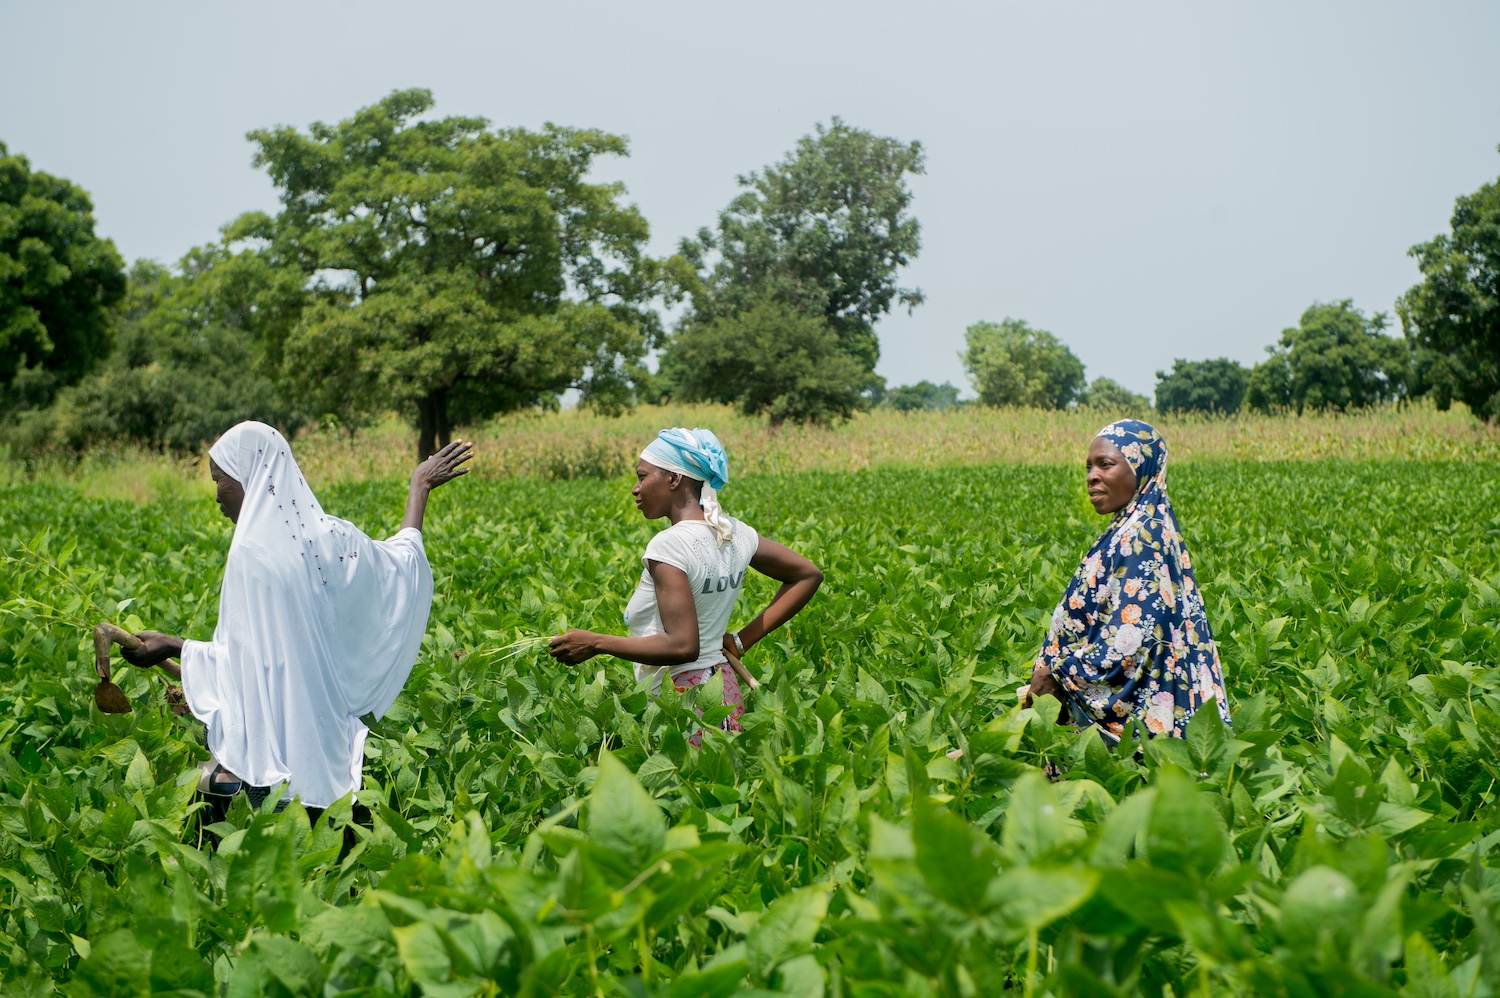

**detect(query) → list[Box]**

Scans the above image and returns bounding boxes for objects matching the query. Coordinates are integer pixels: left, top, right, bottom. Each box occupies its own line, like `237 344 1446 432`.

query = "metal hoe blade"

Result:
93 623 142 715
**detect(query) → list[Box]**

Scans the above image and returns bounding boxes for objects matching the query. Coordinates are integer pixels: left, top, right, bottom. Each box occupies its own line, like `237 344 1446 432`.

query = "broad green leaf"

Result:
745 886 829 980
1144 769 1226 878
587 751 666 866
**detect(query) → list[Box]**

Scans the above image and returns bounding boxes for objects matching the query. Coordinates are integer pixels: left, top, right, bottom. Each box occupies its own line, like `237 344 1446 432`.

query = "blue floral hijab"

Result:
1036 420 1232 739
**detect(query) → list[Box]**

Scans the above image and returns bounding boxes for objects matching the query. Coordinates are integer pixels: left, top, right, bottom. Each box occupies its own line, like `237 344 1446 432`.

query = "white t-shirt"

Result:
624 517 760 691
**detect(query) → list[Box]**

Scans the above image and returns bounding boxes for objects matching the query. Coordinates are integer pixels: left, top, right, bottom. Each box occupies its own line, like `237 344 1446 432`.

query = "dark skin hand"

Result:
402 439 475 531
124 440 474 675
549 459 824 668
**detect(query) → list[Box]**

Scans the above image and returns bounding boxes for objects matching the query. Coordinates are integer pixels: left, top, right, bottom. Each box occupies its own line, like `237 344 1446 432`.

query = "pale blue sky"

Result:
3 1 1498 397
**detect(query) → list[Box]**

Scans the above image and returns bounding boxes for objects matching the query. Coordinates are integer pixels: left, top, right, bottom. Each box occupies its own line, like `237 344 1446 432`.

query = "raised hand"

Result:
412 439 474 493
402 440 474 531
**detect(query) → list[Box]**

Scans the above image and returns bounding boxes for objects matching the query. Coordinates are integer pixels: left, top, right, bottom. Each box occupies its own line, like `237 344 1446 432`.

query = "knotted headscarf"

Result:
640 427 734 543
1035 419 1232 740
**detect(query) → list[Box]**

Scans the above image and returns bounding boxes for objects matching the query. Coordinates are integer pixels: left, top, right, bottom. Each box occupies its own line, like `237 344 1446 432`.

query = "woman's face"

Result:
632 460 677 519
1085 437 1138 515
209 458 246 523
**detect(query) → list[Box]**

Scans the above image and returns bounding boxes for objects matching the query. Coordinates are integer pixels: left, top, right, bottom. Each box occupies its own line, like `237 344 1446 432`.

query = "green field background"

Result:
1 461 1499 993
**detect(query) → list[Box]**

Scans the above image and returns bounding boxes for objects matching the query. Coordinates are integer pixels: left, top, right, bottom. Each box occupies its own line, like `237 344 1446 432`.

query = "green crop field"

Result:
2 460 1499 995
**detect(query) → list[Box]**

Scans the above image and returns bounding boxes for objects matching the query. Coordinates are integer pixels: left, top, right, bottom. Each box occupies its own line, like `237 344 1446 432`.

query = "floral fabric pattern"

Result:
1035 420 1232 739
674 665 745 747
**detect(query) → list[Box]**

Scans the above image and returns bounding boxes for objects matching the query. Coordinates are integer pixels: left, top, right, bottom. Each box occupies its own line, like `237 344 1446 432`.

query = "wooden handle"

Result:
722 645 760 691
93 623 142 680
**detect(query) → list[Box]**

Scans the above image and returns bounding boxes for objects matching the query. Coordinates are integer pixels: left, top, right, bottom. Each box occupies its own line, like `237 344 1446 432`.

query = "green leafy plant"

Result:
0 461 1496 994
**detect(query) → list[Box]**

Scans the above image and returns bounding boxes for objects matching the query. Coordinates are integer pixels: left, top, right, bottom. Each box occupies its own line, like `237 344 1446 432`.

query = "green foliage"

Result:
678 117 925 374
1398 150 1500 420
1155 357 1250 415
667 299 871 426
19 253 309 451
962 318 1086 408
883 380 961 412
248 88 683 457
1246 300 1407 413
1 459 1498 993
1078 377 1151 417
0 142 125 409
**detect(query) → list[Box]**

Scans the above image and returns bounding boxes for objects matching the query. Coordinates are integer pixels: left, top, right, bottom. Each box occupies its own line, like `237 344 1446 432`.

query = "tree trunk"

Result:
415 391 452 461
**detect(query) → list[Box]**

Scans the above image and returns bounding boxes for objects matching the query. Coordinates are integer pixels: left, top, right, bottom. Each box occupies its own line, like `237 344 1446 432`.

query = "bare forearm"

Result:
400 484 430 532
738 575 821 651
592 632 699 667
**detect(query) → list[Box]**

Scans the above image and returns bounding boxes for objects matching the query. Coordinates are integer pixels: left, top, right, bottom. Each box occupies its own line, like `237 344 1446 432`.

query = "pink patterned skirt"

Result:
673 663 745 746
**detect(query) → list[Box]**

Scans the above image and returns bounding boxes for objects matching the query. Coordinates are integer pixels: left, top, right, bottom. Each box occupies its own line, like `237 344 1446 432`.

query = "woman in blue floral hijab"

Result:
1031 419 1232 741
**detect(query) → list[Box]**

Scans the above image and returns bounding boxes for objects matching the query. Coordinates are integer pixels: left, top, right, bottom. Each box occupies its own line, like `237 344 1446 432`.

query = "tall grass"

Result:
5 402 1496 500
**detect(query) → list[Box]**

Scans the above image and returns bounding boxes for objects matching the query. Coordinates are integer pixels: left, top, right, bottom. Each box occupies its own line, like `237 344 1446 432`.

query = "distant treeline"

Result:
2 90 1495 457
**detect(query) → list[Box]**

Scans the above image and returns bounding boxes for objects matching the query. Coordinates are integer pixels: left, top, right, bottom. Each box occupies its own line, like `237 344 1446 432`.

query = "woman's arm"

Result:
730 538 823 653
119 630 184 681
549 562 701 667
401 440 475 532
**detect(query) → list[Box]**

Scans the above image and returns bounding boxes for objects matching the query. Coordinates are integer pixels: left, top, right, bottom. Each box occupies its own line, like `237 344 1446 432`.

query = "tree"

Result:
1154 358 1250 415
961 319 1085 409
35 249 310 451
1398 155 1500 419
669 299 869 426
0 142 125 410
884 380 961 412
1244 301 1403 413
1079 377 1151 415
675 118 925 377
246 89 681 458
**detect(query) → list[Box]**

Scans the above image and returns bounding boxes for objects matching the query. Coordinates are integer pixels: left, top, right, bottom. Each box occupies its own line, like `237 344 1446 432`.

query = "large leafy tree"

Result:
675 118 925 376
1398 156 1500 419
668 298 868 426
42 247 310 451
1245 301 1403 413
247 89 681 458
0 142 125 409
961 318 1085 409
884 380 961 412
1154 358 1250 415
1079 377 1151 416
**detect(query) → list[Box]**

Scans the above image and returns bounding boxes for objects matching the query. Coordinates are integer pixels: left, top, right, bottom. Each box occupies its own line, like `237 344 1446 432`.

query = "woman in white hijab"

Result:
549 427 823 743
122 420 472 814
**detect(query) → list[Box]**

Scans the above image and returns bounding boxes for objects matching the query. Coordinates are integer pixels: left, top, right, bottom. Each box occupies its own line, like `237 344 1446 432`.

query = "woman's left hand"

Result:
412 440 474 493
549 629 600 665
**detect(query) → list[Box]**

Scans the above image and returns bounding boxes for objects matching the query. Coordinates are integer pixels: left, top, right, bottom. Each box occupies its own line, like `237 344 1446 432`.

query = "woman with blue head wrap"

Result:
550 428 824 743
1027 419 1232 742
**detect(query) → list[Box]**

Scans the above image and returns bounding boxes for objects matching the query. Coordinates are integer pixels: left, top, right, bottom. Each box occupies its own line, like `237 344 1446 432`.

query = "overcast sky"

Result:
3 1 1498 397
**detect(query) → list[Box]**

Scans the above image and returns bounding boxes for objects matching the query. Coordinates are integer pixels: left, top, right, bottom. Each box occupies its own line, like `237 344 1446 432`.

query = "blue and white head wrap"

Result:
640 427 734 543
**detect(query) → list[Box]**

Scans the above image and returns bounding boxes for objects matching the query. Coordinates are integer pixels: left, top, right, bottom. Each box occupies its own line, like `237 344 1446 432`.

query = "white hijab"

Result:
180 421 433 807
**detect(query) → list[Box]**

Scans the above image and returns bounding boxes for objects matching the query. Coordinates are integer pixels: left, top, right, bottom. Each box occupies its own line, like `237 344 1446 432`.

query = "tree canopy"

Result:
1245 301 1403 413
1154 358 1250 415
667 298 868 426
884 380 961 412
676 118 924 376
1398 153 1500 420
247 89 682 457
962 318 1086 409
0 143 125 409
1079 377 1151 416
